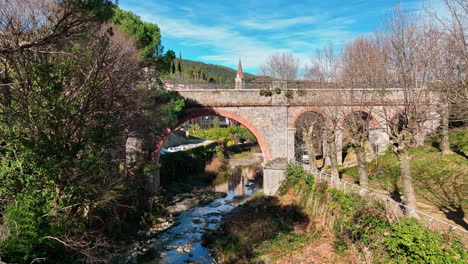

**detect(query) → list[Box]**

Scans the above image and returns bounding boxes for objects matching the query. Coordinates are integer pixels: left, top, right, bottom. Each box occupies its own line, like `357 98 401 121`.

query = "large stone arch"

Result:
150 107 276 194
153 107 272 164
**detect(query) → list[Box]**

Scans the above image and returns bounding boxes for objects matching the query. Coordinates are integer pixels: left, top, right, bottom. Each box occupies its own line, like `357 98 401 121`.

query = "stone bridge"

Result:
152 87 441 195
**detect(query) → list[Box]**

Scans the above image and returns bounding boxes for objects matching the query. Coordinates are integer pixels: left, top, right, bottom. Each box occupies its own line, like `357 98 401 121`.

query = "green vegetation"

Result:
0 1 184 262
431 127 468 154
110 7 162 62
206 165 467 263
384 218 467 264
189 126 257 144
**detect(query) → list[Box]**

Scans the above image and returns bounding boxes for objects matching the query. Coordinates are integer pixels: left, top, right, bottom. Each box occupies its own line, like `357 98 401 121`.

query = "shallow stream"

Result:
143 167 261 264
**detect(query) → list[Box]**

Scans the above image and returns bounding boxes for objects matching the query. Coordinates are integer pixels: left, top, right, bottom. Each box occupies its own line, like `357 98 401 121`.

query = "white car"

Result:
301 151 310 164
167 147 179 152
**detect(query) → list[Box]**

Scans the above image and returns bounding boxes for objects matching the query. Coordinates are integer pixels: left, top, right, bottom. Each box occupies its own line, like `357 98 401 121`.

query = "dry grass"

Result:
205 155 224 176
0 219 11 246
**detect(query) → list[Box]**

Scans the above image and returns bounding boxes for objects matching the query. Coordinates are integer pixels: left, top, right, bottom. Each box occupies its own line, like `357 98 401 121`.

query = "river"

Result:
142 166 262 264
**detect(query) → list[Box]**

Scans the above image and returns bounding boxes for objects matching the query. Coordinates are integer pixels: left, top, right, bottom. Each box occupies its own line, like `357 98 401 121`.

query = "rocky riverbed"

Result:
120 189 228 263
122 167 261 264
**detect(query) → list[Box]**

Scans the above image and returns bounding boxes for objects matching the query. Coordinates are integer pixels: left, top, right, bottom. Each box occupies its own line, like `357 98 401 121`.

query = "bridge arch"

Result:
290 108 331 129
153 108 272 163
339 108 379 129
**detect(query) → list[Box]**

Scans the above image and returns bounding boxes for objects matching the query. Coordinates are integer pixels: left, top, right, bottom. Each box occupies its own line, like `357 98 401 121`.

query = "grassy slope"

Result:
205 165 467 264
342 128 468 228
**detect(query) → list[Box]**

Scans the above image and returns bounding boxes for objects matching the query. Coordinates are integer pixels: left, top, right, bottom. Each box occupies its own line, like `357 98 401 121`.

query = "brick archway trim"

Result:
153 108 272 163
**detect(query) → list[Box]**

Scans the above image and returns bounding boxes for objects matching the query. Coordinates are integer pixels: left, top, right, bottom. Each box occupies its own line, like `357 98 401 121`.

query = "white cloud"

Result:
126 2 361 72
137 13 289 70
239 16 320 30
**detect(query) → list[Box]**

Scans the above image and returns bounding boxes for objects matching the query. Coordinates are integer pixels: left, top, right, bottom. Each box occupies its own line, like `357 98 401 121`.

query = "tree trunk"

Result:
440 103 453 155
398 148 418 216
355 145 368 191
327 129 340 187
303 126 317 172
307 141 317 172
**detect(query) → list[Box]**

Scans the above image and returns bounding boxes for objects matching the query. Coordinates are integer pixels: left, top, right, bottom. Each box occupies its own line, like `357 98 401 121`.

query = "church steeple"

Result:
235 59 244 89
236 59 244 78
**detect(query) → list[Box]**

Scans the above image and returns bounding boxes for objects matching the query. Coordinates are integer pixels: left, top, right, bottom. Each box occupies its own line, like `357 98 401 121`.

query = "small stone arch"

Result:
153 108 272 163
388 108 406 123
290 108 331 129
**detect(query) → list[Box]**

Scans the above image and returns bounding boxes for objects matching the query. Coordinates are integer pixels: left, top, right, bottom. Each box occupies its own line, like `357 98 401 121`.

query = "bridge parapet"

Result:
164 80 407 90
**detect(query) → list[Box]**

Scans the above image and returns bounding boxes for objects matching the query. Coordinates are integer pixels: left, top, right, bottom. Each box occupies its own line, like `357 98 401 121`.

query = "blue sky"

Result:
119 0 442 74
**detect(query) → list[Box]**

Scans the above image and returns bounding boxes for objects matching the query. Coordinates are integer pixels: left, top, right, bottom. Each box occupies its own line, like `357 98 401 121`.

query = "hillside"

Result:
162 58 256 83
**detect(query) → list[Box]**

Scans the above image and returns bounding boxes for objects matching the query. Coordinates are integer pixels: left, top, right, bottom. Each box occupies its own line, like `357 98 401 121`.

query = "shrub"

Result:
259 89 272 96
384 217 466 264
278 164 314 195
1 194 68 263
296 89 306 96
284 89 294 99
274 87 282 94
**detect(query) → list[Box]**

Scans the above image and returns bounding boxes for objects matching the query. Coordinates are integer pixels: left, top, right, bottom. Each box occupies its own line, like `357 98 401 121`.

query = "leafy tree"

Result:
110 7 162 62
155 49 176 76
0 0 183 262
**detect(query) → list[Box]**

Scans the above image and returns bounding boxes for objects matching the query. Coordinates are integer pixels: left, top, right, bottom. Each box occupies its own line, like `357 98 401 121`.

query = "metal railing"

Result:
301 166 467 241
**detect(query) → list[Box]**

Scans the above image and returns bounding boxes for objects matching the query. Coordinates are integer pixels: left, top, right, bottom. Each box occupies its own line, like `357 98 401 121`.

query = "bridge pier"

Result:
263 162 288 195
287 128 296 162
368 128 389 156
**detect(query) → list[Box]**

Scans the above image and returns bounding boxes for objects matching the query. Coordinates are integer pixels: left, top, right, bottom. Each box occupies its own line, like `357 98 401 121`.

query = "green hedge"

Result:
160 142 218 185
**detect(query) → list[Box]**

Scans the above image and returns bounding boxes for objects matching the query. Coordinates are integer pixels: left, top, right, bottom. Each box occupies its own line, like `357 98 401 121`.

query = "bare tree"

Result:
342 112 372 189
377 7 437 215
305 44 343 184
258 52 300 80
339 36 388 191
425 0 467 154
